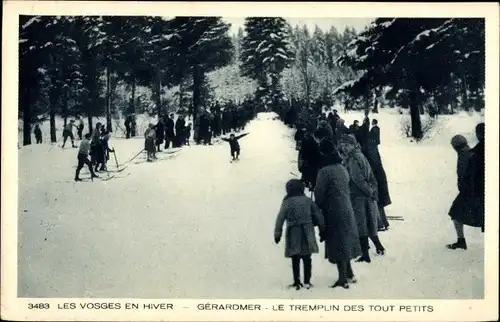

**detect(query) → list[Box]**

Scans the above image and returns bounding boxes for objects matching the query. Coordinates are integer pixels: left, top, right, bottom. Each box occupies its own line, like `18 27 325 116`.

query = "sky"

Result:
222 17 374 35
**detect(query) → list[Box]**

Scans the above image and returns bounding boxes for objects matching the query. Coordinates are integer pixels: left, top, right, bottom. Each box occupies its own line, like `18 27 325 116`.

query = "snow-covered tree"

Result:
240 17 294 106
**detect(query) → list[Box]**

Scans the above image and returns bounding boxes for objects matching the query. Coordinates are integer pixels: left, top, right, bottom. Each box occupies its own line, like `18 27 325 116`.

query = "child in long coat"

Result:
274 179 325 290
446 134 475 250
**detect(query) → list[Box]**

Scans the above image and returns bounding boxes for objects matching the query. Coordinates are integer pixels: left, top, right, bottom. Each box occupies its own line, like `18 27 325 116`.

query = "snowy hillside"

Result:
18 109 484 299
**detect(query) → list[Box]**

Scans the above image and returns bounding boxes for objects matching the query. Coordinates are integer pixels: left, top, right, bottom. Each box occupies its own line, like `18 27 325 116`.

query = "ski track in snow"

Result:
18 111 484 299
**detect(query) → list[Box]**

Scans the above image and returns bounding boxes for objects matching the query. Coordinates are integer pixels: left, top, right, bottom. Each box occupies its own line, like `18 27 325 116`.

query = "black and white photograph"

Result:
2 1 499 321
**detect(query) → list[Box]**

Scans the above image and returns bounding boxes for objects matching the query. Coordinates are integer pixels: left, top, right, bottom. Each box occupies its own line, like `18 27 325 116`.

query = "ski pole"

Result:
123 148 145 165
112 148 119 169
48 135 64 152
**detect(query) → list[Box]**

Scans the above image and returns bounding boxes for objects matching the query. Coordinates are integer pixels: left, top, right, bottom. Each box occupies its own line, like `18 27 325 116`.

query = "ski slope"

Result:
18 110 484 299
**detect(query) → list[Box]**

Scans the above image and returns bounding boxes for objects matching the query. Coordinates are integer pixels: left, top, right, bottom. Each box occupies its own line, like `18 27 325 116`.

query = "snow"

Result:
18 109 484 298
22 16 40 29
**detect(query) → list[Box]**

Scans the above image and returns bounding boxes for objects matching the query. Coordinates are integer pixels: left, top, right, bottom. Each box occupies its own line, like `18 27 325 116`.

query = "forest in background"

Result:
18 16 484 145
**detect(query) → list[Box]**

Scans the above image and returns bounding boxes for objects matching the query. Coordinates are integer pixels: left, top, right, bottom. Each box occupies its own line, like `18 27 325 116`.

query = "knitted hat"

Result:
285 179 305 197
340 134 358 146
451 134 468 149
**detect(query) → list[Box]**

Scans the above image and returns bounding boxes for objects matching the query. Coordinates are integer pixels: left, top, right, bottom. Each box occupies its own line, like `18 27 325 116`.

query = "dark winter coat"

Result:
221 133 248 151
369 125 380 146
298 133 321 188
449 141 483 228
364 131 392 208
155 121 165 143
314 161 361 264
343 148 380 237
274 195 325 258
165 118 175 137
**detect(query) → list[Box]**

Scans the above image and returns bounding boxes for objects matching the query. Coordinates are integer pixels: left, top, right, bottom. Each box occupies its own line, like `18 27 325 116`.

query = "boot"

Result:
446 238 467 250
370 235 386 255
356 237 371 263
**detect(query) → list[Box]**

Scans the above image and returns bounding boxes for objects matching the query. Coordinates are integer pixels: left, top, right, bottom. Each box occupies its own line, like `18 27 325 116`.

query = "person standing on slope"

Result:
298 125 321 192
76 116 84 140
446 123 485 250
62 120 78 148
74 133 98 181
339 134 386 263
365 119 392 231
315 138 361 289
34 124 43 144
221 132 249 161
274 179 325 290
144 123 157 162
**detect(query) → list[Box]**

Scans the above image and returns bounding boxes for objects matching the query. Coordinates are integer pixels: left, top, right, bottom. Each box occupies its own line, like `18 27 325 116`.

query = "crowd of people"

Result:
275 106 485 290
139 100 258 162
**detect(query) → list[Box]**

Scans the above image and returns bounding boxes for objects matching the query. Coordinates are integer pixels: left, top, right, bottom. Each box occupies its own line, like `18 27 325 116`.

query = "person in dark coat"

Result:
34 124 42 144
155 118 165 152
76 116 84 140
294 126 306 151
315 139 361 289
335 119 350 145
124 115 132 139
275 179 325 290
349 120 360 134
339 134 386 263
164 113 175 149
365 119 391 231
174 115 186 148
447 123 485 249
446 134 472 250
355 117 370 152
468 123 485 233
298 126 321 191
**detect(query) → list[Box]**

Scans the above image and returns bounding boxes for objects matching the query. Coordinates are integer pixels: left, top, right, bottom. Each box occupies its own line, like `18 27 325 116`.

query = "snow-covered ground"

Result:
18 109 484 299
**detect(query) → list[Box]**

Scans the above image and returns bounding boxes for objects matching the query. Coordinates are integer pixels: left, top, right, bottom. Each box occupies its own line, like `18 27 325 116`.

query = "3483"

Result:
28 303 50 309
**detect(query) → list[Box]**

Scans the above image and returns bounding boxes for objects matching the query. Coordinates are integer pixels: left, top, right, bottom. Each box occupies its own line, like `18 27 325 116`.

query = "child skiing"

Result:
75 133 98 181
274 179 325 290
144 123 157 162
221 132 249 161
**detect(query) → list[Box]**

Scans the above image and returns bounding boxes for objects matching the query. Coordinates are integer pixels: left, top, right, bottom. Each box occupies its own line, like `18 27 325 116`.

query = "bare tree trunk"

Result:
105 67 112 132
409 88 423 140
22 86 32 146
192 66 202 119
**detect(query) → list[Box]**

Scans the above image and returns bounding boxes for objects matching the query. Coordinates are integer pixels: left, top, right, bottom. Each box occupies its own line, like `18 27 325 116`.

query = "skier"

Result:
221 132 249 161
315 138 361 289
62 120 77 148
74 133 98 182
34 124 42 144
99 127 113 171
274 179 325 290
144 123 157 162
76 116 84 140
339 134 386 262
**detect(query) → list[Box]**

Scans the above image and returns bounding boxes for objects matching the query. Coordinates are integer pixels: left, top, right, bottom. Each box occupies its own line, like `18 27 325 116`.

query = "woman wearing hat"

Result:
314 138 361 289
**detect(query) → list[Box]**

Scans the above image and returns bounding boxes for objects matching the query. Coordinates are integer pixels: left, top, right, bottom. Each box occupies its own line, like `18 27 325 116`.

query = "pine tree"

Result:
240 17 294 106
